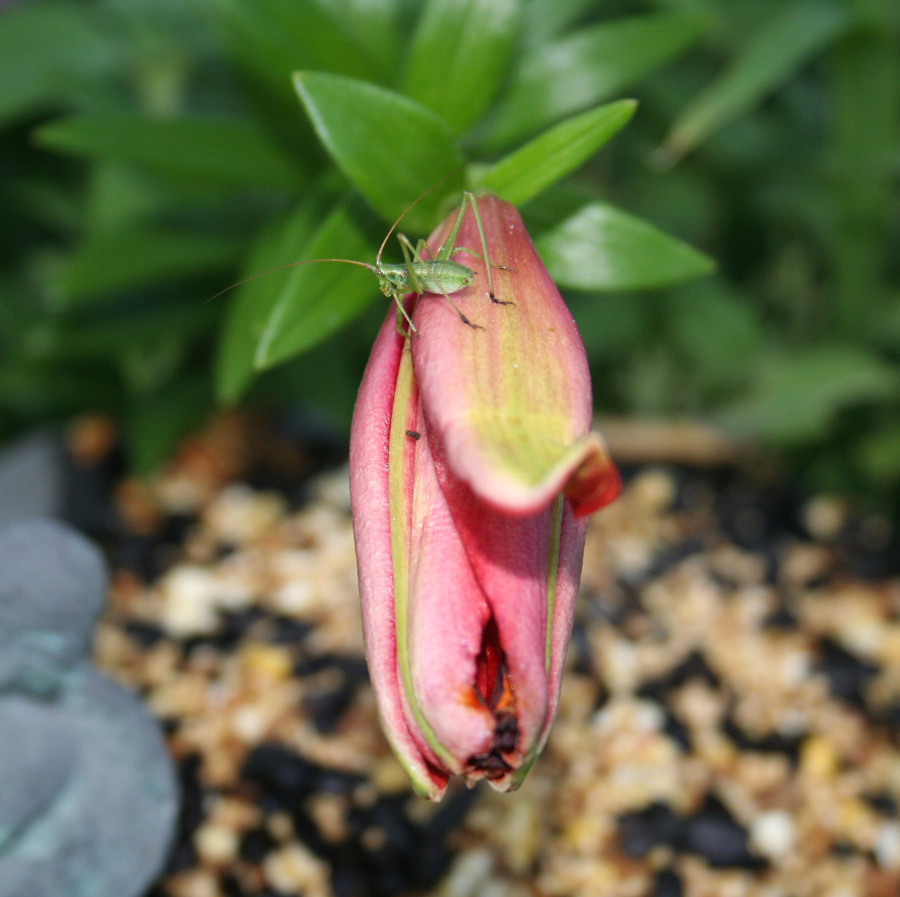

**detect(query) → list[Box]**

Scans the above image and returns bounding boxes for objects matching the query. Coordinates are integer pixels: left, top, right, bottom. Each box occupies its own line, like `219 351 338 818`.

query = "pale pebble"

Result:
875 821 900 870
194 822 239 865
263 842 332 897
750 810 795 860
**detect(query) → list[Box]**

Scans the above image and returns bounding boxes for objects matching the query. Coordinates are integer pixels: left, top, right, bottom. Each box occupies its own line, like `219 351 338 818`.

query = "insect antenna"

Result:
206 258 376 304
376 163 467 268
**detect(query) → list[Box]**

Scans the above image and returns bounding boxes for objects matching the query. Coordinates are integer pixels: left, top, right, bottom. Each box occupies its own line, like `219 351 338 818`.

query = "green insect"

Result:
214 187 512 334
363 189 514 334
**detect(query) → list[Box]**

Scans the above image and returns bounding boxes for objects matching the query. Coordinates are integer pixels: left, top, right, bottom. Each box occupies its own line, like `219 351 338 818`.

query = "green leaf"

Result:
256 338 363 432
127 376 212 474
661 0 850 162
666 282 765 383
473 99 637 206
870 297 900 351
482 12 707 151
22 303 216 364
211 0 391 93
829 11 899 337
403 0 522 134
0 1 113 126
0 363 121 416
82 164 171 232
61 229 243 306
857 424 900 484
35 114 305 191
294 71 464 231
534 202 715 291
316 0 401 74
721 347 900 445
254 202 377 373
216 200 322 403
568 294 649 362
117 336 189 396
522 0 600 47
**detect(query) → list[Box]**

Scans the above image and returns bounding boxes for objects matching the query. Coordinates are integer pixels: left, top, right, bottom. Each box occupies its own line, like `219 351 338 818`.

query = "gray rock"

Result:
0 698 77 852
0 520 179 897
0 519 106 651
0 432 64 530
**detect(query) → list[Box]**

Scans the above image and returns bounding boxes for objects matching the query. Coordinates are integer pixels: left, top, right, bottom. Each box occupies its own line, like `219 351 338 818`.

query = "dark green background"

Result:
1 0 897 510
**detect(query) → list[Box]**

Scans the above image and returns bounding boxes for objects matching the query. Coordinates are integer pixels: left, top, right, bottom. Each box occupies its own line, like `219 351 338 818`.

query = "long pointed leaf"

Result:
216 201 322 403
212 0 390 90
403 0 522 134
720 347 900 445
35 114 305 191
294 71 464 231
473 99 637 206
661 0 850 162
482 12 707 151
535 203 715 291
316 0 401 74
61 229 243 307
255 202 377 371
522 0 601 47
0 1 113 126
28 304 216 364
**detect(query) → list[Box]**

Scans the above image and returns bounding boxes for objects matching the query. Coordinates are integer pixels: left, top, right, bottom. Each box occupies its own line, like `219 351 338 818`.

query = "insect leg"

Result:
398 233 426 294
448 245 516 304
464 191 514 306
434 194 470 262
436 281 484 330
394 291 417 337
389 235 424 337
397 303 416 336
449 245 514 273
452 251 515 304
398 234 482 331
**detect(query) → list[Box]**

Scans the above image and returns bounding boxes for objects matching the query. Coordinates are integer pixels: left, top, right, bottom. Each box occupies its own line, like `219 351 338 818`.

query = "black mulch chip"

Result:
681 797 764 869
653 868 684 897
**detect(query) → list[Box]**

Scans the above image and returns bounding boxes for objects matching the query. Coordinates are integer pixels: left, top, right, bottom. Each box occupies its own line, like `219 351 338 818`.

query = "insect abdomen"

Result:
415 260 475 295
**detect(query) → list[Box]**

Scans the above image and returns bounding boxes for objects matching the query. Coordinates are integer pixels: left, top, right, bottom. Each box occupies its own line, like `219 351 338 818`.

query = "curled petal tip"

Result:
565 432 622 518
411 195 610 518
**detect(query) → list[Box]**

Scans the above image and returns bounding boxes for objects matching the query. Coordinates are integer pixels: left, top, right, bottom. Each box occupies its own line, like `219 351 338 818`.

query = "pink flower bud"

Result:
350 195 620 799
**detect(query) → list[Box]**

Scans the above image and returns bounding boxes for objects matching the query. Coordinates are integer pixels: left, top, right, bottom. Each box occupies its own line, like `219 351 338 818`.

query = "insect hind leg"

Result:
448 246 513 272
440 286 484 331
398 233 483 330
462 192 515 306
448 246 516 305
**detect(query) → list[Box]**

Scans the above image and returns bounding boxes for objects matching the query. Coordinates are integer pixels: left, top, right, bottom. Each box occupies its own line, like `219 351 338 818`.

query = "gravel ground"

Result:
64 413 900 897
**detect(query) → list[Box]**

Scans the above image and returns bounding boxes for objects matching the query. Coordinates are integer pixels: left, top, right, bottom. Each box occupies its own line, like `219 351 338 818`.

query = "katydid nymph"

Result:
212 190 513 335
367 189 514 334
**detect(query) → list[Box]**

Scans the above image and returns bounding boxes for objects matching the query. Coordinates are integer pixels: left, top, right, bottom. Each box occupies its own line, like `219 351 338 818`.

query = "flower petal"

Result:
512 502 588 786
431 431 588 790
405 405 496 772
429 436 549 760
411 194 620 516
349 305 448 800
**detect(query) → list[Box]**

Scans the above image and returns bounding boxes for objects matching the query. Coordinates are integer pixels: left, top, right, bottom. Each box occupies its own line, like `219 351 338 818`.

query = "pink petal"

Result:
405 404 496 772
411 195 620 517
432 431 588 790
349 305 448 799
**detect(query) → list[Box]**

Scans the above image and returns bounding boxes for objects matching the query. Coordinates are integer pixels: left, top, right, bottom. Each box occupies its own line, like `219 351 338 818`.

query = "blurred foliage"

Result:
0 0 898 510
